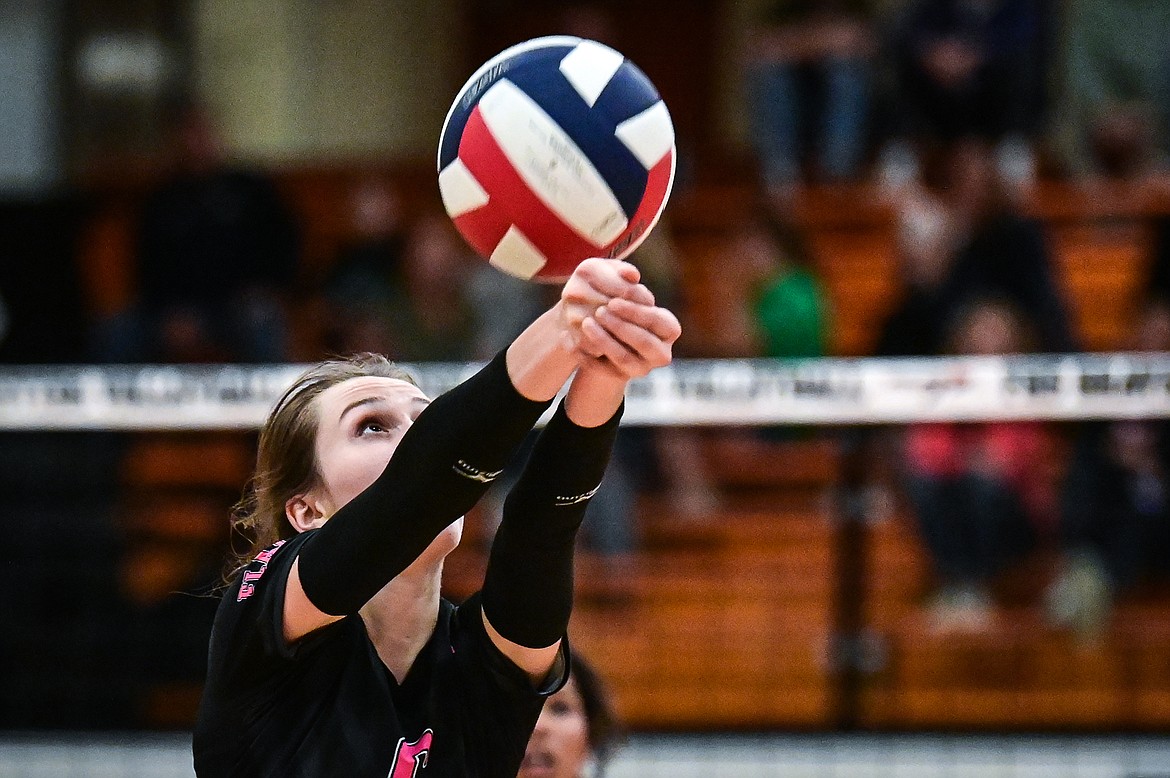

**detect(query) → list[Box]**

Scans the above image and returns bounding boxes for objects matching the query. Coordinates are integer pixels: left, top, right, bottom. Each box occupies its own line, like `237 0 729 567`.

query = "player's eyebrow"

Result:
340 396 390 421
340 394 430 422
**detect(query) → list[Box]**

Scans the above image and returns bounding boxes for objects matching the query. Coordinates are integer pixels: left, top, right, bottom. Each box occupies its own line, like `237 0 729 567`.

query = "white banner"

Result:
2 353 1170 431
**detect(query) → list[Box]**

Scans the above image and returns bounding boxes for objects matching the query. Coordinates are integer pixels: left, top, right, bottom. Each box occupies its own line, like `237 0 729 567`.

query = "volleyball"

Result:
437 36 676 283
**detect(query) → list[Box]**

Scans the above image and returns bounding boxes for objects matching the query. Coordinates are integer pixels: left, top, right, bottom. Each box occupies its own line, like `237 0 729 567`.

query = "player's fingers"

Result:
560 264 658 346
571 258 640 300
588 356 631 381
611 259 641 285
584 311 675 377
580 316 651 377
603 297 682 344
594 306 674 369
561 278 608 311
621 283 655 307
560 315 608 357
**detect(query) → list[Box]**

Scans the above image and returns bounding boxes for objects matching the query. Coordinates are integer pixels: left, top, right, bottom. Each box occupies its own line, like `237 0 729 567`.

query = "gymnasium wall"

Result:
190 0 462 164
0 0 63 197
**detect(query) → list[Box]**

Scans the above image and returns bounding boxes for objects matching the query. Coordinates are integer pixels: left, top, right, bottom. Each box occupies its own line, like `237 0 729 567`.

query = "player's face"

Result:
519 676 591 778
311 376 431 515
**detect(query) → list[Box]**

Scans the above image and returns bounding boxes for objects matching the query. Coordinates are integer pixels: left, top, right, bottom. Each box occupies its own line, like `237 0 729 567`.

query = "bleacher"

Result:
73 171 1170 732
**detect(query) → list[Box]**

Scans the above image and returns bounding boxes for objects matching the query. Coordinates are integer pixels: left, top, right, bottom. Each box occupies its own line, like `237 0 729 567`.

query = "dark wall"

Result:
0 197 90 363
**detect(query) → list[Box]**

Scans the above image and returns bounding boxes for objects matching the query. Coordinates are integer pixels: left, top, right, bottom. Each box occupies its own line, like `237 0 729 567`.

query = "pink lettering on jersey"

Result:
236 539 286 602
255 546 279 564
389 729 433 778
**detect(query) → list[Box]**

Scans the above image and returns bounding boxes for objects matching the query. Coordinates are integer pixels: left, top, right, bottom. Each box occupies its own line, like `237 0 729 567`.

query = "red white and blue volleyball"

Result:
437 36 676 283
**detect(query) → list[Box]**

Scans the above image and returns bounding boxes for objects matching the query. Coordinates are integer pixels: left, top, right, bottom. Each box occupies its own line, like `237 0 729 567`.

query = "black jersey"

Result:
192 532 568 778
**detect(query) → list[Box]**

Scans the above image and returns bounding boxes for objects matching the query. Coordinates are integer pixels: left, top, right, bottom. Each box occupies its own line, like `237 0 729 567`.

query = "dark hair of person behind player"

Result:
572 653 625 769
225 353 418 581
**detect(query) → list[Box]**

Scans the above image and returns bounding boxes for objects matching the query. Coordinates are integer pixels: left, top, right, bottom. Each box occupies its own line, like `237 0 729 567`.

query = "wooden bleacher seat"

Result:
865 606 1170 729
703 433 841 494
1049 220 1153 351
566 501 838 729
121 433 253 492
119 493 226 545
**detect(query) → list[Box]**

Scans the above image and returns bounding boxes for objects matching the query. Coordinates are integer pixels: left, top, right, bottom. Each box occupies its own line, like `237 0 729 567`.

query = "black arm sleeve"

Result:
296 350 553 616
481 400 623 649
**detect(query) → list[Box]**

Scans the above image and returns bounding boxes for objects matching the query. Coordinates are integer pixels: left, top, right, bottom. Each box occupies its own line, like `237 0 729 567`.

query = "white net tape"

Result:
2 352 1170 431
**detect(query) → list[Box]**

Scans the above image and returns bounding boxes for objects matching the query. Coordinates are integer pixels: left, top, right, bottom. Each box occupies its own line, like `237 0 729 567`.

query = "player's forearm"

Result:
505 305 581 403
481 399 623 648
563 362 629 427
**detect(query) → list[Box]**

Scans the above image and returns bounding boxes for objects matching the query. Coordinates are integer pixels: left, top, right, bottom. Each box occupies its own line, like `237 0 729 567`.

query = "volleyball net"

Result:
3 351 1170 431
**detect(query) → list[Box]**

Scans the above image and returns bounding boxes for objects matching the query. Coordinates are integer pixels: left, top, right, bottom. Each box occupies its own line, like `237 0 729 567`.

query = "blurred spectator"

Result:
93 99 300 364
464 255 547 362
1049 0 1170 180
1142 212 1170 309
898 297 1057 632
321 178 544 362
322 209 479 362
704 201 831 361
317 177 408 357
1046 297 1170 642
518 652 624 778
873 167 954 356
876 139 1077 357
878 0 1046 190
743 0 877 198
742 205 832 360
875 144 1073 629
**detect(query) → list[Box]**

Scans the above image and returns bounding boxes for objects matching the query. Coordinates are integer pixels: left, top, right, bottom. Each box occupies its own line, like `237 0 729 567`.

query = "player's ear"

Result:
286 494 328 532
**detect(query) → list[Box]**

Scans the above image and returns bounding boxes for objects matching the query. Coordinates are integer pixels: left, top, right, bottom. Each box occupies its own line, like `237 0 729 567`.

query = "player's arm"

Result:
282 260 650 642
481 288 681 681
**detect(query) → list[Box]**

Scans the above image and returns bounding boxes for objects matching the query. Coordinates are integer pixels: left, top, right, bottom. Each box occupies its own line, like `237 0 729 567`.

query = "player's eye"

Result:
357 416 395 436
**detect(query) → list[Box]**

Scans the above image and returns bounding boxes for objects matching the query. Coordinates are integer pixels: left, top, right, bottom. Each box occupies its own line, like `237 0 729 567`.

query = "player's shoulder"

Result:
233 533 311 604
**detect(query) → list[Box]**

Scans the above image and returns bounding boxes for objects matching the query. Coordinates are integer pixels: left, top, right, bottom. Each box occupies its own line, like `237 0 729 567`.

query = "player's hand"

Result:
553 259 680 424
557 258 653 356
579 294 681 380
505 258 662 404
565 258 680 380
